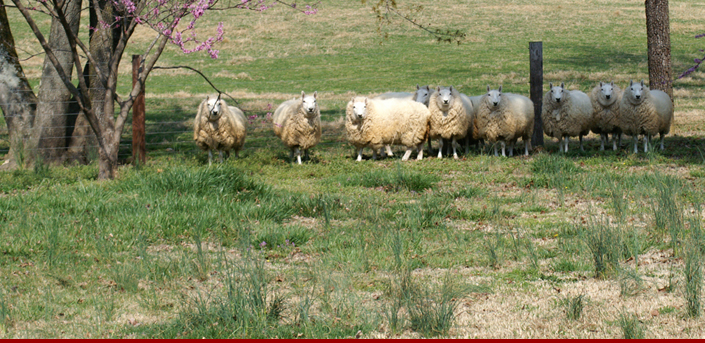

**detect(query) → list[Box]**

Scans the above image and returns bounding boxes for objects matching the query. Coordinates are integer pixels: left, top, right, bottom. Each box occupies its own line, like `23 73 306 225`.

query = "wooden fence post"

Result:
132 55 146 165
529 42 544 147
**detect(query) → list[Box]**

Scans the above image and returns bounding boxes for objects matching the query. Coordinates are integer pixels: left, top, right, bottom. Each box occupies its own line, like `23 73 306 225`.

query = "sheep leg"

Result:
385 145 394 157
356 149 363 162
509 142 514 157
427 139 433 155
494 144 498 157
644 135 649 153
372 149 378 161
296 148 302 165
524 140 530 156
289 149 295 162
218 150 224 163
437 139 444 159
579 135 585 152
633 136 638 154
402 149 413 161
660 133 665 150
600 134 606 151
452 138 459 159
416 143 424 160
208 150 213 166
304 149 310 160
612 133 619 151
501 142 506 157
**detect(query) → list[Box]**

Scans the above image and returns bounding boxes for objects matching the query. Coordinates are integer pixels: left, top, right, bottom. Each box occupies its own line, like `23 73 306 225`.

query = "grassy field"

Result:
2 0 705 338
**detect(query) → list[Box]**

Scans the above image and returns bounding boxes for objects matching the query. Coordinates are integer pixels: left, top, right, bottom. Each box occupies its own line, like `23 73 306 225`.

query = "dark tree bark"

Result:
29 0 83 164
0 0 38 170
645 0 673 98
66 0 120 164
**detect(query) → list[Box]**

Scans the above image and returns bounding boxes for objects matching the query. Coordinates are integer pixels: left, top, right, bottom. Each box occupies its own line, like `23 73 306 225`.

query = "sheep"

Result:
374 85 433 157
345 96 430 161
272 91 322 164
589 81 622 151
193 95 247 165
428 86 473 159
541 82 594 153
474 85 534 157
618 80 673 153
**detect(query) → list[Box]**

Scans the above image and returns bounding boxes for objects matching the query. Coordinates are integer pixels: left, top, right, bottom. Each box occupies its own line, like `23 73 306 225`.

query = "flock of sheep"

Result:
193 80 674 164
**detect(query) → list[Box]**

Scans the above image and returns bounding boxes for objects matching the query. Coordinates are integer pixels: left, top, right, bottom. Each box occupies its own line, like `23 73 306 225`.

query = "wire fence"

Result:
0 91 356 163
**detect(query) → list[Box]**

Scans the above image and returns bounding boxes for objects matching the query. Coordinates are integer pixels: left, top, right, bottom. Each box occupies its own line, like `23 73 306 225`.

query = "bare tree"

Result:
645 0 672 98
0 0 37 170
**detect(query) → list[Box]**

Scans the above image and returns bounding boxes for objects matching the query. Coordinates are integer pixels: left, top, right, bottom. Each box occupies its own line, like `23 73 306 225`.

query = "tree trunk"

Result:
0 0 37 170
30 0 83 164
66 0 120 164
645 0 672 98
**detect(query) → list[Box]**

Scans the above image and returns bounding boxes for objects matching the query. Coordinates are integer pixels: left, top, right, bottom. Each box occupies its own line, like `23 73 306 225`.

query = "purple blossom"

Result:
259 241 267 248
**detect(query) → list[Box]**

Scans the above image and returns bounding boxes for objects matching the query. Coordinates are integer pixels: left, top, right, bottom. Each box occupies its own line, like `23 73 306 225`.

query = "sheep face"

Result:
627 80 645 104
487 85 502 108
301 91 318 117
435 86 454 111
206 98 222 120
549 83 565 103
599 82 616 101
415 85 432 105
352 98 368 120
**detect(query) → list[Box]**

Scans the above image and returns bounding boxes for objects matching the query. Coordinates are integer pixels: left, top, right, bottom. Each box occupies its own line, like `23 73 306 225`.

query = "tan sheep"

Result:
618 80 673 153
345 97 430 161
542 82 594 153
474 86 534 157
589 81 622 151
193 96 247 165
428 86 473 159
374 85 433 157
272 91 322 164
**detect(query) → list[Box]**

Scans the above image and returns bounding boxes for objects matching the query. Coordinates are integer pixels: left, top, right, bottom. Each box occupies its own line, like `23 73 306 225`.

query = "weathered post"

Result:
132 55 146 165
529 42 544 147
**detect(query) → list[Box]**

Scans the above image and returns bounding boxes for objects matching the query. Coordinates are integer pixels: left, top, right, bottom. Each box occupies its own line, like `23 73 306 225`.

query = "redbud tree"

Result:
9 0 318 179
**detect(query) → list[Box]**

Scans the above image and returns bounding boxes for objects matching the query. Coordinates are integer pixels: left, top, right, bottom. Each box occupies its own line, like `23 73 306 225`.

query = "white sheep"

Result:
428 86 473 159
474 85 534 157
345 96 430 161
374 85 433 157
541 82 594 153
618 80 673 153
272 91 322 164
589 81 622 151
193 96 247 165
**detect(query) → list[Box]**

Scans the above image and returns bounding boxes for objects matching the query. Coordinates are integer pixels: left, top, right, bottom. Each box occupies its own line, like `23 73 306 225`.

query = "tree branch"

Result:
152 65 240 104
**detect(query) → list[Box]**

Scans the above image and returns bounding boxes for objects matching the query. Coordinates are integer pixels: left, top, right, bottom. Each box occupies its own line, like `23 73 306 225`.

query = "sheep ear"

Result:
364 98 368 105
498 85 502 93
549 82 553 89
436 86 441 92
610 81 614 87
449 85 454 92
416 84 420 90
560 82 565 89
629 80 633 86
640 80 645 86
599 81 603 87
487 85 490 92
313 91 317 99
301 91 305 99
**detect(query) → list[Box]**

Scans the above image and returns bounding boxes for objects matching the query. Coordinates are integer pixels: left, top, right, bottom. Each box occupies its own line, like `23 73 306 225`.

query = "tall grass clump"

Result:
561 294 585 320
406 273 470 337
651 175 684 254
684 209 703 318
618 311 645 339
582 217 624 279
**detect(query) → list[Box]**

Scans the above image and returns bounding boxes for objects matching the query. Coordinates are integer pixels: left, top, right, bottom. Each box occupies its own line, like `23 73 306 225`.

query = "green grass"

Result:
2 0 705 338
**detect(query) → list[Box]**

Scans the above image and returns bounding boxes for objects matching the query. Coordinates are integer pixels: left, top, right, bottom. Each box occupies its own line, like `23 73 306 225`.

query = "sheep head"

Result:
301 91 318 117
549 82 565 103
414 85 432 105
487 85 502 108
206 96 223 121
435 86 454 111
351 97 368 120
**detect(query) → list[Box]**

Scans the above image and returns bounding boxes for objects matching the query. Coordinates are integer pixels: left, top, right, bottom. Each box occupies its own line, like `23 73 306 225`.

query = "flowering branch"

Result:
678 34 705 79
